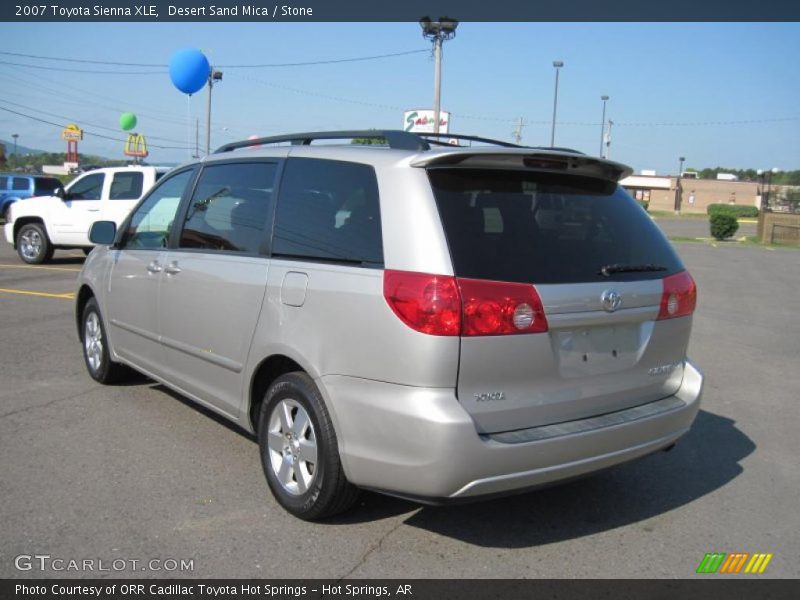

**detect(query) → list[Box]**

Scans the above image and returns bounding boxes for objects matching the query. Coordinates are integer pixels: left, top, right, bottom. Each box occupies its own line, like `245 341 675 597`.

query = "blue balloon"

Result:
169 48 210 95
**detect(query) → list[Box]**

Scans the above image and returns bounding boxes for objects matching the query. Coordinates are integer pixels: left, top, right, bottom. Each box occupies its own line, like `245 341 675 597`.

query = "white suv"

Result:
4 165 168 263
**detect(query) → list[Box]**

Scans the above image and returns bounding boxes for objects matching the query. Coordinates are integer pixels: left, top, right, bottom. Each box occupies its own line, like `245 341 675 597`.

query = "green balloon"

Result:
119 112 137 131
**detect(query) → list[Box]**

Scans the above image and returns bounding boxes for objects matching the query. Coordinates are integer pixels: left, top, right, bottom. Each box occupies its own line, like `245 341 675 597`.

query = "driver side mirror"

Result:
89 221 117 245
54 187 67 200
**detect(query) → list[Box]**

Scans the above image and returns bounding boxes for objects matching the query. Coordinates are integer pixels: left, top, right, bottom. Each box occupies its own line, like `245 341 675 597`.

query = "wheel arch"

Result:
75 284 96 340
13 216 49 244
248 354 306 434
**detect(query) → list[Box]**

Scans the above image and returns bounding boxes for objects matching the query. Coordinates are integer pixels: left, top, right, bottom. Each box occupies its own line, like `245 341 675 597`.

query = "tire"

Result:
81 297 129 384
16 222 54 264
258 372 359 520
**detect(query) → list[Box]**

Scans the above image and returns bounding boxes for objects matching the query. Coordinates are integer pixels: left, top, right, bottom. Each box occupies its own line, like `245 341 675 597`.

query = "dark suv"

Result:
0 173 63 221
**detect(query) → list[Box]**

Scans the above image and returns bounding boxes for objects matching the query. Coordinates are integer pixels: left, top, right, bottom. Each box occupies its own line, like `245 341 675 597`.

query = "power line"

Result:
0 49 428 70
0 50 163 67
220 49 428 68
0 97 189 145
0 60 164 75
0 104 189 150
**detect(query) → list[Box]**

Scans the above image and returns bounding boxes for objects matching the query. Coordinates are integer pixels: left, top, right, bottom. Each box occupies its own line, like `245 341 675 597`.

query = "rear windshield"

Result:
34 178 62 195
428 169 684 284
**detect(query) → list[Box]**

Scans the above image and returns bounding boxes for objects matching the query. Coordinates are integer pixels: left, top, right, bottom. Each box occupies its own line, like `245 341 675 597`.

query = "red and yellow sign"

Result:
61 123 83 142
124 133 149 158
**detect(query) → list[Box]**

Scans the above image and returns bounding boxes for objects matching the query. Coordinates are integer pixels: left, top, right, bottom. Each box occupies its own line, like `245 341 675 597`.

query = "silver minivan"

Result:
77 131 703 519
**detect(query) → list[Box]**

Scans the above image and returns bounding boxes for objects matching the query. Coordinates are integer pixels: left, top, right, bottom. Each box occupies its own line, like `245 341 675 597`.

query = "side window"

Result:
273 158 383 265
122 170 195 250
12 177 30 191
34 178 62 196
109 172 144 200
68 173 105 200
0 177 8 190
178 162 276 254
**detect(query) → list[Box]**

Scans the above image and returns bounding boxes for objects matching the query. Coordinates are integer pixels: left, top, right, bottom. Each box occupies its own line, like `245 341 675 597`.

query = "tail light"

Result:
459 278 548 335
658 271 697 320
383 271 461 336
383 270 548 336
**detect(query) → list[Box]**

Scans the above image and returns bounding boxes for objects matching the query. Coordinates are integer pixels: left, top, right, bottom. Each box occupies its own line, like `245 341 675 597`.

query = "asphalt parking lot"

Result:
1 237 798 579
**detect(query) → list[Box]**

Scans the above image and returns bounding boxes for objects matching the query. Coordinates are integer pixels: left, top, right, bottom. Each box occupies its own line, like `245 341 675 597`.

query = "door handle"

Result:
164 262 181 275
87 209 100 212
146 261 162 274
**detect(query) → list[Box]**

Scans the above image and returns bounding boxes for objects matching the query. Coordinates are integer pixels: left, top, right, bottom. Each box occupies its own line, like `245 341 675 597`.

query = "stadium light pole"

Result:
599 96 609 157
550 60 564 147
205 69 223 155
420 16 458 135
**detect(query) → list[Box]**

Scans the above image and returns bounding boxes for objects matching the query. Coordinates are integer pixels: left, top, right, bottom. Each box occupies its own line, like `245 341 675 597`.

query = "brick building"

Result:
620 173 760 214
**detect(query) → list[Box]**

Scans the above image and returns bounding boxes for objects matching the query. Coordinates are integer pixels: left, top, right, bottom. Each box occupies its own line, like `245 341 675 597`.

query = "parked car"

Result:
0 173 63 221
4 165 169 263
76 130 703 520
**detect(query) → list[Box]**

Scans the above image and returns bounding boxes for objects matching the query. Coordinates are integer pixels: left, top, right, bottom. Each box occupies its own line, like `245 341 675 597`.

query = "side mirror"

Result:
54 187 66 200
89 221 117 245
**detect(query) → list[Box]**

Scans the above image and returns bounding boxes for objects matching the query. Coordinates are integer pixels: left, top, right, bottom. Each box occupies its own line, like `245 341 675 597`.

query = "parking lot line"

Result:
0 263 82 273
0 287 75 300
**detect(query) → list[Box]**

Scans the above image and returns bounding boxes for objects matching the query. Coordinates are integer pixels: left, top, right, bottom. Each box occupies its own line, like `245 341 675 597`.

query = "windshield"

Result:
428 168 684 284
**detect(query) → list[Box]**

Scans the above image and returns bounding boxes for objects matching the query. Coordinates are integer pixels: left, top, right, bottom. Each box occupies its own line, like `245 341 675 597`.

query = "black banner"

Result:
3 579 800 600
2 0 800 22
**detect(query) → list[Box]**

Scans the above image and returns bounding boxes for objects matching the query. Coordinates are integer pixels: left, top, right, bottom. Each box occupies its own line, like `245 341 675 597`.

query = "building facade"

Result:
621 174 760 214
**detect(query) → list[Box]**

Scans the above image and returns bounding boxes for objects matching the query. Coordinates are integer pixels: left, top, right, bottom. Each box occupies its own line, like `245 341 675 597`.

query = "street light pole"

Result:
420 17 458 136
11 133 18 156
674 156 685 213
599 96 609 157
550 60 564 147
205 69 223 156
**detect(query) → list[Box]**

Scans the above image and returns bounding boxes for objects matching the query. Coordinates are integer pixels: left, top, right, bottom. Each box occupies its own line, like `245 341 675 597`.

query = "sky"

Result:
0 21 798 175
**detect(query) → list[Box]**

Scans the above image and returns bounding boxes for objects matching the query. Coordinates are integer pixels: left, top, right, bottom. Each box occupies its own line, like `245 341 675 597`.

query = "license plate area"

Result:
555 322 651 378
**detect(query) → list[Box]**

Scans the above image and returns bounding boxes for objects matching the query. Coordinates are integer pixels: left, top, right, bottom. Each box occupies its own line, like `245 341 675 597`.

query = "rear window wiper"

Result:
599 263 668 277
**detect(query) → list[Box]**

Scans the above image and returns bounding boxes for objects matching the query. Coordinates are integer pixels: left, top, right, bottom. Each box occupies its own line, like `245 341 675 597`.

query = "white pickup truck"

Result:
4 165 169 263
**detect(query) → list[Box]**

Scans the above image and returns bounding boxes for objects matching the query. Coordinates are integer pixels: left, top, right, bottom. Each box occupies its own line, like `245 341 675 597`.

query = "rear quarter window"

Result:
272 158 383 266
428 168 684 284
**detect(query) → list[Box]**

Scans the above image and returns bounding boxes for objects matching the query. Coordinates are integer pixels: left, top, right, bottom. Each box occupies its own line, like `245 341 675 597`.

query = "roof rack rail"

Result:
417 133 523 148
214 129 587 156
214 130 430 153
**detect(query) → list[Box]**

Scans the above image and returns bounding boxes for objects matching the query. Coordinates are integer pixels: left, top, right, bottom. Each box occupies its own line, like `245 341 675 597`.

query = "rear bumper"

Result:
319 360 703 500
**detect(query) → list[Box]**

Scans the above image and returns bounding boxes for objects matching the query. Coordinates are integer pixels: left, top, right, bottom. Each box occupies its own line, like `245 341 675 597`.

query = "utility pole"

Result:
420 17 458 136
513 117 526 145
12 133 19 156
604 120 613 159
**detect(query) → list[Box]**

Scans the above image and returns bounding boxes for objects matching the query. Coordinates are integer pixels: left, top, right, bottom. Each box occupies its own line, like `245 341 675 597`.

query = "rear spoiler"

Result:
410 150 632 182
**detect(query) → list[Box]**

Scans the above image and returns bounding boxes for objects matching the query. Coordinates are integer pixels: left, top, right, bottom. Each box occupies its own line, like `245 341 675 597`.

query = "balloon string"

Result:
187 94 191 160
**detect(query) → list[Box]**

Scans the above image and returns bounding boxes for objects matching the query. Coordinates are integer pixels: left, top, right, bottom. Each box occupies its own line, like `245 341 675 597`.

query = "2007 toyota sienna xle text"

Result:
76 130 703 520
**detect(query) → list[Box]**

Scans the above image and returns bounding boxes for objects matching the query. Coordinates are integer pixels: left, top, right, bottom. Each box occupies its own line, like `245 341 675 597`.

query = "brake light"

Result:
383 270 548 336
383 270 461 336
459 278 548 335
658 271 697 320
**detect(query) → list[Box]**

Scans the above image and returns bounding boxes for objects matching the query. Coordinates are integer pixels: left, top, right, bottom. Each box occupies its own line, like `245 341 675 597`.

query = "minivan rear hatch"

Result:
427 161 694 434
